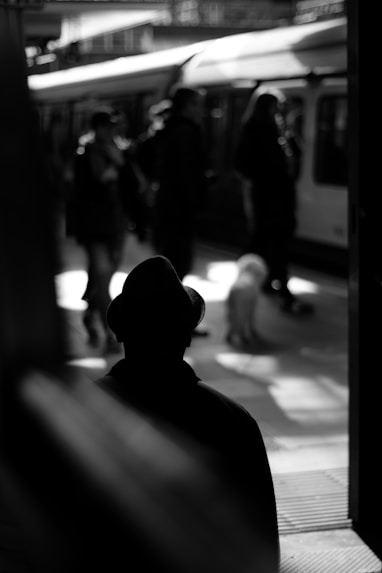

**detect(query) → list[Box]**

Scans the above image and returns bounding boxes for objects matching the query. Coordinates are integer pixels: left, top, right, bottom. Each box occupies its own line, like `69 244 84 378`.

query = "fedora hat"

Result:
107 256 205 342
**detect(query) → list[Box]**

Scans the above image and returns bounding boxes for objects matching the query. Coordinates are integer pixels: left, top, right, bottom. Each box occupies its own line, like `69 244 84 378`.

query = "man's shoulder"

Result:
196 381 255 423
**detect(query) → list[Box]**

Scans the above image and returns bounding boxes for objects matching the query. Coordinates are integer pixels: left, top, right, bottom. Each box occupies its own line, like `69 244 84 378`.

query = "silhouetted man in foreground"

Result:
95 255 280 572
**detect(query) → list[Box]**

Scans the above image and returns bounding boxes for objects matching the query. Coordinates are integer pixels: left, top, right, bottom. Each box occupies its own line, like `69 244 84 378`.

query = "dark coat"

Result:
236 118 297 234
155 115 206 221
70 141 147 243
152 115 207 278
96 357 280 571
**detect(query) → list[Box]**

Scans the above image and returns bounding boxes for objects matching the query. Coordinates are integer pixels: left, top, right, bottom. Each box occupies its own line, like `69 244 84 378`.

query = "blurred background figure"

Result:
135 98 173 231
152 88 206 280
136 99 172 187
151 87 210 335
71 108 147 354
235 88 313 315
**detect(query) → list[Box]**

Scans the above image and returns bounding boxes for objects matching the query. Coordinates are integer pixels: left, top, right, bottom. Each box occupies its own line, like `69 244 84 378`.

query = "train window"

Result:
314 95 348 186
284 97 304 143
92 36 106 52
113 31 126 51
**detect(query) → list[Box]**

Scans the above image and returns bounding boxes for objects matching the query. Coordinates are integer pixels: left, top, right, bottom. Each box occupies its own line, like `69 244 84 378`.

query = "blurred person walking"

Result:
95 255 280 572
71 108 147 354
152 87 210 335
135 98 172 191
134 99 173 231
153 88 207 281
235 88 313 315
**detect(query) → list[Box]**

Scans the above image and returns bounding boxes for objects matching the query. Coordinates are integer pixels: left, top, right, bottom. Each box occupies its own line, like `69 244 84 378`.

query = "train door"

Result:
260 78 347 256
307 78 348 250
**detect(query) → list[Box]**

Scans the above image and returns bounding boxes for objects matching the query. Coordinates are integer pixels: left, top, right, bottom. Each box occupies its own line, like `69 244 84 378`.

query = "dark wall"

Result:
348 0 382 559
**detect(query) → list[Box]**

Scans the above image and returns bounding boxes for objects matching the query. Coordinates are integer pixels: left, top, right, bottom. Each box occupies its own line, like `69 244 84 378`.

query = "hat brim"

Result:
184 286 205 327
107 284 205 341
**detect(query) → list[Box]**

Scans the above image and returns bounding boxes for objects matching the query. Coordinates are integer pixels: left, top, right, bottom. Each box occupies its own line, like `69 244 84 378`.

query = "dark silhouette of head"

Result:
243 87 286 125
90 108 120 130
107 256 205 353
170 87 204 123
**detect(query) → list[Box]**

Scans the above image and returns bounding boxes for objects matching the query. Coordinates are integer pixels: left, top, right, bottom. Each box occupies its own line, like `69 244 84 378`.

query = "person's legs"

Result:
260 229 313 315
83 240 122 349
154 217 209 336
261 233 290 296
104 235 125 352
82 244 101 346
154 218 194 281
246 227 280 292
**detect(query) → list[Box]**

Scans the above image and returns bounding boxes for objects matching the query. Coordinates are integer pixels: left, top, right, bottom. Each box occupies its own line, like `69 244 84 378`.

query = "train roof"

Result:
28 39 212 98
28 17 347 101
181 17 347 87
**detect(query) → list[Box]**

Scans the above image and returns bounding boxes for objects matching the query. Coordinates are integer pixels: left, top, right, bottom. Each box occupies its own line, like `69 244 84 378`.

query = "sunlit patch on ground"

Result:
184 259 238 302
288 276 319 295
66 357 107 369
216 352 279 377
55 260 321 312
110 271 128 298
55 270 88 310
215 352 348 426
269 375 347 413
55 270 129 311
185 261 320 302
206 261 238 284
183 274 231 302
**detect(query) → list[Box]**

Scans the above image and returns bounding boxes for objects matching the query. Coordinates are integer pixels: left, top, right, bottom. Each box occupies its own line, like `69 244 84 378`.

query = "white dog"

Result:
226 253 268 348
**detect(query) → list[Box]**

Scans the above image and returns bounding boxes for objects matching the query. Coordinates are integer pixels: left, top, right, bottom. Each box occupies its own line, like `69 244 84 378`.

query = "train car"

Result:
178 16 347 270
28 39 212 161
28 16 347 272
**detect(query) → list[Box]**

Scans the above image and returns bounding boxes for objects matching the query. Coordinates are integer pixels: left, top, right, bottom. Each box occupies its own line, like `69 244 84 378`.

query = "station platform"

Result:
1 233 379 573
54 233 380 573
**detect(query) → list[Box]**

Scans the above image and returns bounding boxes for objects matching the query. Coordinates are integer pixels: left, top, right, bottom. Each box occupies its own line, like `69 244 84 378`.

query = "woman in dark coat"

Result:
235 88 312 314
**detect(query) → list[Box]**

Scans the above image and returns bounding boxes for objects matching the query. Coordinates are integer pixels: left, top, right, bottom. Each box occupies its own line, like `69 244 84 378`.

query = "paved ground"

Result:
47 233 382 572
58 233 349 477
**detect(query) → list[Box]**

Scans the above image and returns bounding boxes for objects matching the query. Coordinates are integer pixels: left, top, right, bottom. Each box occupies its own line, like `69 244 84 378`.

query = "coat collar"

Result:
107 357 200 391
